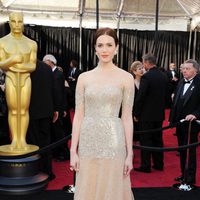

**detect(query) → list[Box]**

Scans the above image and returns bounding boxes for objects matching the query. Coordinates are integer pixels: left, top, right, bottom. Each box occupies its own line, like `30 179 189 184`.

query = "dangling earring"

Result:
115 50 118 55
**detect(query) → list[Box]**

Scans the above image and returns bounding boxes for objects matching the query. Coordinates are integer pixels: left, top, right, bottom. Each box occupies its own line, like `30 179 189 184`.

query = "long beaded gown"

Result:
74 69 134 200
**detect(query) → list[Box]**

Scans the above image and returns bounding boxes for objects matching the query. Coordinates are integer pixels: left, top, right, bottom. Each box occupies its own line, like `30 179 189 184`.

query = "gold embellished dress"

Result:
74 81 134 200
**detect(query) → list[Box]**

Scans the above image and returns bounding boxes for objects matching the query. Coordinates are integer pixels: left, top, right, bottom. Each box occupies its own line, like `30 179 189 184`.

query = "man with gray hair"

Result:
170 59 200 191
43 54 67 162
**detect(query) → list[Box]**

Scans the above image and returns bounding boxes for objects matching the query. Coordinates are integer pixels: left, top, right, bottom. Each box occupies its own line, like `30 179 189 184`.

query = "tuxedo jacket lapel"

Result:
183 82 195 106
174 80 184 106
174 79 196 107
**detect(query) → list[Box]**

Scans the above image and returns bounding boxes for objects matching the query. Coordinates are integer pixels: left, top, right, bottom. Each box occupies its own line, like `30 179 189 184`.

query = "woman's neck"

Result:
135 76 141 81
134 78 140 89
96 62 116 71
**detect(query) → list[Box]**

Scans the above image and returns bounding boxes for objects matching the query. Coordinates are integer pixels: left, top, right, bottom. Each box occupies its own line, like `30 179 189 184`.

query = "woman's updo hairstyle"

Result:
94 28 119 46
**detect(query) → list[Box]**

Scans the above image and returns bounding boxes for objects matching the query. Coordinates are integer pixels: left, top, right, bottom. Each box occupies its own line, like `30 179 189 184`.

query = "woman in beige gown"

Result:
70 28 135 200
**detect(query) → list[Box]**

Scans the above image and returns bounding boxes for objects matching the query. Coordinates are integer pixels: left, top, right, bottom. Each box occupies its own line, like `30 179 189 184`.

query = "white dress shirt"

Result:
183 78 193 95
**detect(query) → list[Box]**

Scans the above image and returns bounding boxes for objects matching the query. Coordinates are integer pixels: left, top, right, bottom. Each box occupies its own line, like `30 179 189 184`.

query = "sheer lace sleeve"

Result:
75 75 85 113
122 80 135 112
121 75 134 156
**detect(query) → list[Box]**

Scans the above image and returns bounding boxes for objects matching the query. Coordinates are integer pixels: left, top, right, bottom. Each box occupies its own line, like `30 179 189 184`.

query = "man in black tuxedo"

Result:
169 59 200 187
166 63 179 108
67 60 82 109
27 60 54 180
43 54 67 162
134 53 167 173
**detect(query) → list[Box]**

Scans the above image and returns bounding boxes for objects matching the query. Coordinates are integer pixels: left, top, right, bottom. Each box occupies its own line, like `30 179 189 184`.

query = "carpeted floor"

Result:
1 187 200 200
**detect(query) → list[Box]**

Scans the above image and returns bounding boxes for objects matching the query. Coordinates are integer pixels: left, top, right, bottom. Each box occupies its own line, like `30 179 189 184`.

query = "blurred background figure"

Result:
43 54 69 162
129 61 145 146
134 53 167 173
166 63 179 108
58 66 72 158
0 69 9 145
179 63 184 78
27 60 55 181
67 60 82 110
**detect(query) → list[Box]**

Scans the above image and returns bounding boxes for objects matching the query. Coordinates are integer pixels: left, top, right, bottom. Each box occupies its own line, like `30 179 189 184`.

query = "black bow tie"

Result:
184 80 191 84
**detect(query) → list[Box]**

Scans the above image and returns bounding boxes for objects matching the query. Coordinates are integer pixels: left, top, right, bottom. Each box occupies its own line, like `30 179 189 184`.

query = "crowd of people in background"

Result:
129 57 200 191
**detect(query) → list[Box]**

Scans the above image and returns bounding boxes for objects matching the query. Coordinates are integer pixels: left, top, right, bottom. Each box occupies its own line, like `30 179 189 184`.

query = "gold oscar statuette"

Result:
0 12 39 155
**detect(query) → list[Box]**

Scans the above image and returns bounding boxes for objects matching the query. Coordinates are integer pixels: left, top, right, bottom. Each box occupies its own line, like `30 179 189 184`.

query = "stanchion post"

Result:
73 171 76 186
173 121 198 191
184 121 192 182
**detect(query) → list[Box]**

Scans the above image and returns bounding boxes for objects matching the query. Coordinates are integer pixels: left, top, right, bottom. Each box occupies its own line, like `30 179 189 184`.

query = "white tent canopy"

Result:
1 0 200 30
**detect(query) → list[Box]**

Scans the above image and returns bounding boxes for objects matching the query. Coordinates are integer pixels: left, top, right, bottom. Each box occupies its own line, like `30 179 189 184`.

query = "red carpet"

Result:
47 110 200 190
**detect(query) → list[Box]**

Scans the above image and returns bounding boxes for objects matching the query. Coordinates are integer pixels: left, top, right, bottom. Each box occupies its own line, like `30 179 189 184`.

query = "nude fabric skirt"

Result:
74 158 134 200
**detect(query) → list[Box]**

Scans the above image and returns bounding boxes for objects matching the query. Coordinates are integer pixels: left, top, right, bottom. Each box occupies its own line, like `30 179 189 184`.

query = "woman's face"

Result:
133 65 145 77
95 35 117 63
